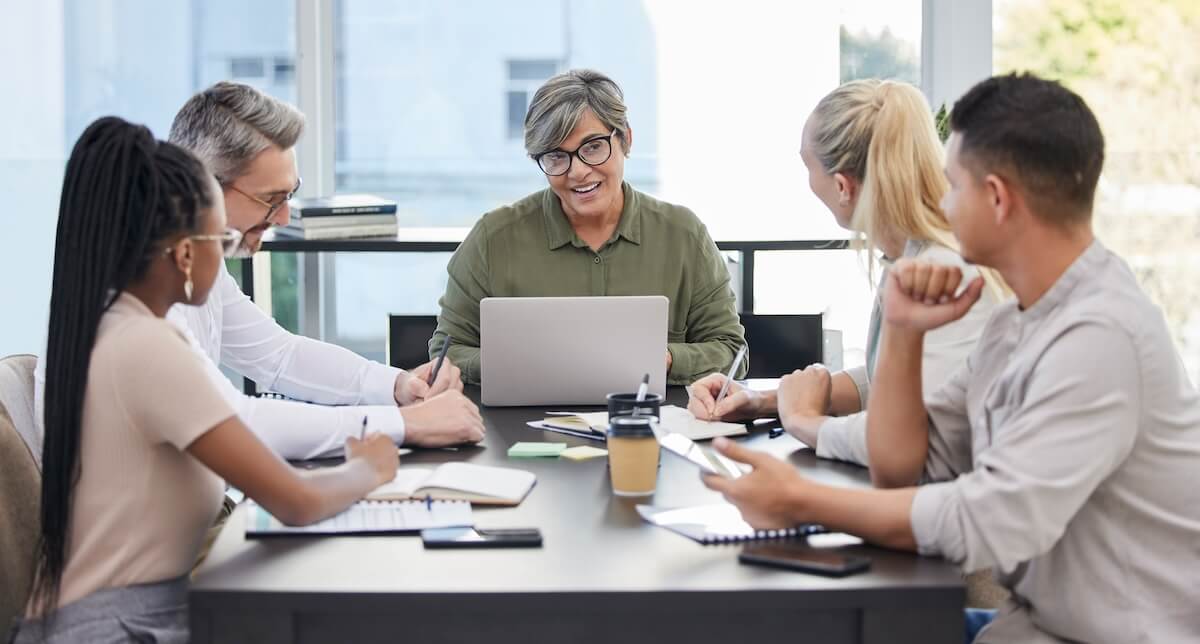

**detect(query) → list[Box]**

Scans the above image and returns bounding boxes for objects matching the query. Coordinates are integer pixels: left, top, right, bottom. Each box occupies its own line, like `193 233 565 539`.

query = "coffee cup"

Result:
606 415 660 496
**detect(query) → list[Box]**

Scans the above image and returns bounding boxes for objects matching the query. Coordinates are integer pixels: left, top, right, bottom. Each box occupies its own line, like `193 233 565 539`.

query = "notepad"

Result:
636 503 825 544
535 405 748 441
508 442 567 458
245 500 473 538
367 462 536 506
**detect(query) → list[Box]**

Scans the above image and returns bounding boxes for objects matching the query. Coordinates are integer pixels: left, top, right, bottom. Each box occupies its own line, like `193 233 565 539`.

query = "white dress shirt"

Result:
35 265 409 462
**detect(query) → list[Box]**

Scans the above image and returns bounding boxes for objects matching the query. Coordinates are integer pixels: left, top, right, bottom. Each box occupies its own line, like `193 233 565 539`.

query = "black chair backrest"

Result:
739 313 823 378
387 315 440 369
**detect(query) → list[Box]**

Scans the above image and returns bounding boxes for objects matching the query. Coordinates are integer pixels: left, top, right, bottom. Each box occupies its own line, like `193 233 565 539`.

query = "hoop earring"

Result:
184 266 194 302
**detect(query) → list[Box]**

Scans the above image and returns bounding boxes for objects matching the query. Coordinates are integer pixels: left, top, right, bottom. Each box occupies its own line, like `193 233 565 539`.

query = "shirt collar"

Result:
1020 238 1106 324
542 181 641 250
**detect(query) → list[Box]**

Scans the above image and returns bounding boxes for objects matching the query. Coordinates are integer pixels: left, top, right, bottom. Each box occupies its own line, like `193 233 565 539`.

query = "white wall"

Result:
0 1 65 358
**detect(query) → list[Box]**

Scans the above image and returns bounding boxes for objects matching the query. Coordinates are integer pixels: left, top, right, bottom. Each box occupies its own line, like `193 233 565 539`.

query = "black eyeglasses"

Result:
532 130 618 176
227 176 303 223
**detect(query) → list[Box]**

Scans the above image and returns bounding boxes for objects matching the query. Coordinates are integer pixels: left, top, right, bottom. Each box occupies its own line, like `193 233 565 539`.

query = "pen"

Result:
635 373 650 402
429 335 453 386
712 345 748 420
769 426 785 439
425 493 432 512
360 415 368 441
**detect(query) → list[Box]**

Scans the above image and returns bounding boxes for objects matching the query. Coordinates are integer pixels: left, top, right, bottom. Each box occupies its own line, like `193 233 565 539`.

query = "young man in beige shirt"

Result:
703 74 1200 643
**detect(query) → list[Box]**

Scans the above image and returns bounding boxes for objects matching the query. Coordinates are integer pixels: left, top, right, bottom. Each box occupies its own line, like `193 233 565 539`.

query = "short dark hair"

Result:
950 73 1105 221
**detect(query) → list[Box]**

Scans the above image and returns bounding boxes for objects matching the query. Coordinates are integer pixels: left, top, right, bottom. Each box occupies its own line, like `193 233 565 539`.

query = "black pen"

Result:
360 416 368 440
429 336 453 385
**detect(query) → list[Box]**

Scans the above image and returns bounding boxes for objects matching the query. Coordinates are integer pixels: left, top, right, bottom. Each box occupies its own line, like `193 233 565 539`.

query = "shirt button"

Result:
593 256 601 264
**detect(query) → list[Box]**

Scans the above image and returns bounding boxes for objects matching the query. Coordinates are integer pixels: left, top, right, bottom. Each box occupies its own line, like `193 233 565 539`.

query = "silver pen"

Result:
712 345 748 419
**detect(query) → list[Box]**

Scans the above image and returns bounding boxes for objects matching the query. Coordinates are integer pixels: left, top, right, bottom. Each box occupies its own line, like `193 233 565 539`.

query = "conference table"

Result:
189 386 965 643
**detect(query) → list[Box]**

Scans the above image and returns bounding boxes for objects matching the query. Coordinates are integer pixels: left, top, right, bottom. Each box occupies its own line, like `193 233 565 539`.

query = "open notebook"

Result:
532 405 747 441
245 500 473 537
637 503 825 545
367 462 536 506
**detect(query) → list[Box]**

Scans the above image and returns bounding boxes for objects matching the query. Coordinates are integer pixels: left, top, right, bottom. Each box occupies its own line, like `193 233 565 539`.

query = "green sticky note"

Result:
508 442 567 458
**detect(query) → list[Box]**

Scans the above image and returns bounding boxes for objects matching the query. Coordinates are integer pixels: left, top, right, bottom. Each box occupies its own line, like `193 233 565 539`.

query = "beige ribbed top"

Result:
51 292 235 609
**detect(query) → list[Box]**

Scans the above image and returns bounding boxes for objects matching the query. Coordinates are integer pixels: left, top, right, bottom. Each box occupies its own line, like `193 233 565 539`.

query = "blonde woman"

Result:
690 79 1008 486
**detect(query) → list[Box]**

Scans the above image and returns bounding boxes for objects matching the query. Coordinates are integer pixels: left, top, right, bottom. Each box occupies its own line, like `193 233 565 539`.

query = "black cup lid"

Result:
607 415 656 437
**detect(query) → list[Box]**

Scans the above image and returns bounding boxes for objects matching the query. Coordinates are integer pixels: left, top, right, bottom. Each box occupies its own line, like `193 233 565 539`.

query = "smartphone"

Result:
659 432 744 478
421 527 543 549
739 543 871 577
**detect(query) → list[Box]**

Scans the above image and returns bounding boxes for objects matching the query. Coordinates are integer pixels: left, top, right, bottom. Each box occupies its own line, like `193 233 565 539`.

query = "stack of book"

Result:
277 194 399 240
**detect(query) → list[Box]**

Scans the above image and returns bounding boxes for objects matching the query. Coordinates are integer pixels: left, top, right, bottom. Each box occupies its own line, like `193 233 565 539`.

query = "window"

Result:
840 2 921 84
273 56 296 84
507 59 560 140
230 56 267 79
0 0 295 360
321 0 921 365
995 0 1200 383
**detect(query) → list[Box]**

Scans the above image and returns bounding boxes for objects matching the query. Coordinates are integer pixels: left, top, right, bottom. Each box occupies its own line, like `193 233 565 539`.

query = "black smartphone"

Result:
739 543 870 577
421 527 543 549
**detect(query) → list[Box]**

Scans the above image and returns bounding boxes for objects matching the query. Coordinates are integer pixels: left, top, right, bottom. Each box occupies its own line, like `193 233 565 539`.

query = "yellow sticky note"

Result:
560 445 609 461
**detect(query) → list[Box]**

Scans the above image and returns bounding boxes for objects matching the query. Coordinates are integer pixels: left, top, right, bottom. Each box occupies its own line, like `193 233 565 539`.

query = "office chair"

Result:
738 313 823 378
387 315 440 368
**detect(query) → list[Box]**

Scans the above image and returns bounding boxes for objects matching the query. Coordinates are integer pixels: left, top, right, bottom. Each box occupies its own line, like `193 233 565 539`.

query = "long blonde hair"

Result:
808 79 1008 297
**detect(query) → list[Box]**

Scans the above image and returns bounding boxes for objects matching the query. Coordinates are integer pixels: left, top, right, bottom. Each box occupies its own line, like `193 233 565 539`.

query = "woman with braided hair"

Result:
14 117 398 643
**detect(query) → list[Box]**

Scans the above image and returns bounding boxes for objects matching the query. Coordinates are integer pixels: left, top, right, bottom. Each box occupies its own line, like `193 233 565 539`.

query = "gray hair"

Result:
168 81 305 183
524 69 630 157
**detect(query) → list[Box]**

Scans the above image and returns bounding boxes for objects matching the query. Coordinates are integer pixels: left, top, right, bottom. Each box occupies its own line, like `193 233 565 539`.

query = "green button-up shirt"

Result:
431 182 747 385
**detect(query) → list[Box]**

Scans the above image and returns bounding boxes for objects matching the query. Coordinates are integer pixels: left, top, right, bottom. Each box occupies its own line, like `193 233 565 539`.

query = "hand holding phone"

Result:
659 432 745 478
422 527 543 549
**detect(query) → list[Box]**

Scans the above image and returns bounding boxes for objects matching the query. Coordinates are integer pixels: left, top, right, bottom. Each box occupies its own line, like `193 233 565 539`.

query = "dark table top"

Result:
191 386 962 602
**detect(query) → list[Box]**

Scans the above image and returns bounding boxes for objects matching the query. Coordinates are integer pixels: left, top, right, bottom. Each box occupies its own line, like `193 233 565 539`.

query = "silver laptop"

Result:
480 296 668 406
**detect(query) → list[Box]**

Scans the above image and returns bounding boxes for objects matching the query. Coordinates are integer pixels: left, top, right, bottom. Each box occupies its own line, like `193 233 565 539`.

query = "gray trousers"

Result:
10 575 188 644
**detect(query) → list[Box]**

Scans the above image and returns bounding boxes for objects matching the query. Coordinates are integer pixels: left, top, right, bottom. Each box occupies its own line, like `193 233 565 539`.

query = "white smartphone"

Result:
659 432 745 479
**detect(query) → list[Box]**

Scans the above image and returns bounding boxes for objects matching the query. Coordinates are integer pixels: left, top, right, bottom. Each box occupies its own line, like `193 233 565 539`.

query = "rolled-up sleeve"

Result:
910 321 1139 574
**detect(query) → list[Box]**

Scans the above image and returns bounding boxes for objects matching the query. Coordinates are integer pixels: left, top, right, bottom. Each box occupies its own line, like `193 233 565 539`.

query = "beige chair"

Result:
0 355 41 640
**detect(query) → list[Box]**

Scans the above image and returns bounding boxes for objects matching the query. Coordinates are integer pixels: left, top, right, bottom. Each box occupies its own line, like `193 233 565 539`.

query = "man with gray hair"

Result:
167 81 485 456
35 81 485 464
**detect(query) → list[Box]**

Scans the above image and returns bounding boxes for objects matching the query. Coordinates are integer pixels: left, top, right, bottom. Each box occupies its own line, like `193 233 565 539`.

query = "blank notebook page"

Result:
419 462 536 501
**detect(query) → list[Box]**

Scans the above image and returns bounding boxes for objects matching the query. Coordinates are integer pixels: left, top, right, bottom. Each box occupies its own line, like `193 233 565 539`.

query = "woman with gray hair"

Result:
431 69 747 384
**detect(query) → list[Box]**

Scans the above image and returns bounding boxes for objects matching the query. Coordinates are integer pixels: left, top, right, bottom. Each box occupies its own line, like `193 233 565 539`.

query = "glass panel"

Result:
509 60 559 81
839 0 922 84
0 0 295 361
995 0 1200 384
328 0 921 360
334 0 921 240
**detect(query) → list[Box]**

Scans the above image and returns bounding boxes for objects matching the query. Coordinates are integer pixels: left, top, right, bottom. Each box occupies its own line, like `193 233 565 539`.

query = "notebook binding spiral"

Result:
702 523 827 544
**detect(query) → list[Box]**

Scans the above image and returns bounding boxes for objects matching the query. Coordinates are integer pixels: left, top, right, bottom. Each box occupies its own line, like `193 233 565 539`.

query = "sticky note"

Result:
560 446 609 461
508 442 567 458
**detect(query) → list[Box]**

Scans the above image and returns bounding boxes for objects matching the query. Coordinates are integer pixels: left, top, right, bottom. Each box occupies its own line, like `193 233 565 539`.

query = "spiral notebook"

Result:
245 499 473 538
636 503 825 544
